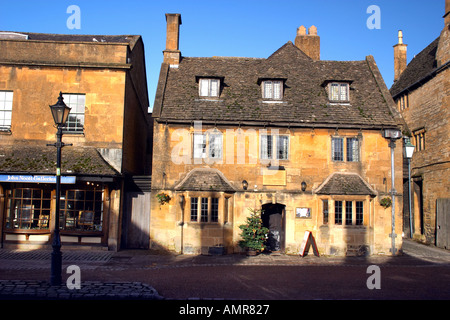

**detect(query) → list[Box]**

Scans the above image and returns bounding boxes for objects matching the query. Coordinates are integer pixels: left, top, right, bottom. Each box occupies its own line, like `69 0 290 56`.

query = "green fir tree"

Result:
238 208 269 251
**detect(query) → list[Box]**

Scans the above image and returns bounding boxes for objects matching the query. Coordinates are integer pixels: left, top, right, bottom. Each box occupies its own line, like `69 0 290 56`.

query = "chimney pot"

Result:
297 26 306 36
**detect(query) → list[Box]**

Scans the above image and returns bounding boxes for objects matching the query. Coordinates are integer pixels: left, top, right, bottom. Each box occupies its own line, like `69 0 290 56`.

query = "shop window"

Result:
5 188 51 230
60 188 103 231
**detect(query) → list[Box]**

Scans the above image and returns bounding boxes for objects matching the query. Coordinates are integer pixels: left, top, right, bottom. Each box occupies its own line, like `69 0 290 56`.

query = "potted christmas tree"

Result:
238 208 269 255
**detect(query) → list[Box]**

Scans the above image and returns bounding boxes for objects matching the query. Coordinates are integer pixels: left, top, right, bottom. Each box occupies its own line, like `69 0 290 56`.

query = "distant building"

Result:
150 14 404 256
390 1 450 248
0 32 151 251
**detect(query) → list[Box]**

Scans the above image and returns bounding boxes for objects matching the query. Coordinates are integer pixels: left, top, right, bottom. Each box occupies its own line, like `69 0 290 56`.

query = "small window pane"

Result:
356 201 364 225
201 197 208 222
190 198 198 222
276 136 289 160
211 198 219 222
323 200 329 224
335 201 342 225
193 134 206 159
332 138 344 161
347 138 360 162
209 134 222 159
260 135 272 160
345 201 353 225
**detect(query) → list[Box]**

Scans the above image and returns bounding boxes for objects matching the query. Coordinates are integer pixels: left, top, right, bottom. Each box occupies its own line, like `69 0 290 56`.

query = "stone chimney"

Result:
437 0 450 66
294 25 320 60
163 13 182 66
445 0 450 25
393 30 407 82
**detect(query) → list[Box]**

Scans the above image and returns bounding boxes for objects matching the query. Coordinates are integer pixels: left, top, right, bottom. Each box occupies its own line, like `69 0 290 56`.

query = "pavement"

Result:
0 238 449 300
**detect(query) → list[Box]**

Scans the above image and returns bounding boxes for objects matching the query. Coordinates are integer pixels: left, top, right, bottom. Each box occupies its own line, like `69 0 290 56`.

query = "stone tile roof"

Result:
314 172 376 196
0 145 119 176
175 168 236 192
154 41 399 129
390 37 440 98
0 31 139 45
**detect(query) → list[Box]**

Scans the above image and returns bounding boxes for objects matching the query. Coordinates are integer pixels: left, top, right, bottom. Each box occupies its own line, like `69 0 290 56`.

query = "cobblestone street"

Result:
0 239 449 300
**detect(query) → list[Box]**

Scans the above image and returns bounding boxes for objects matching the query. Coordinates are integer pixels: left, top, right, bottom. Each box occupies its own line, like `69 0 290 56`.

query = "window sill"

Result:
261 100 286 104
0 129 12 135
195 98 222 102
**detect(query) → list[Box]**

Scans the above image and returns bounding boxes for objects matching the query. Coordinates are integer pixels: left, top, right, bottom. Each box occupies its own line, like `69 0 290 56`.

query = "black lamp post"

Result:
47 92 71 286
383 128 402 256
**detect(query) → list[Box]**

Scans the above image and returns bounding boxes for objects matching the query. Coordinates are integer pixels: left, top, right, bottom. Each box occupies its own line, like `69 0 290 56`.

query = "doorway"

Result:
261 203 286 253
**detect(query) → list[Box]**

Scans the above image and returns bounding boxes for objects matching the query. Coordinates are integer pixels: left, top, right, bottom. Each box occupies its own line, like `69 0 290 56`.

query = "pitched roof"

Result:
154 41 399 129
0 145 119 176
390 37 440 98
175 168 236 192
314 172 376 196
0 31 140 46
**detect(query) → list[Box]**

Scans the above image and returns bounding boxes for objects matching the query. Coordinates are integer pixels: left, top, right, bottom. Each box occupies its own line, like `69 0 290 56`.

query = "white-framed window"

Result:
260 134 289 160
190 196 220 223
193 132 223 159
262 80 283 100
332 137 360 162
334 200 364 226
62 93 85 133
329 83 349 102
199 78 220 97
0 91 13 131
346 138 360 162
331 137 344 161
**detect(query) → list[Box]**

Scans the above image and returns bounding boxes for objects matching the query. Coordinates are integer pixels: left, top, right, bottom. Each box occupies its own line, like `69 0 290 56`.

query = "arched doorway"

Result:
261 203 286 253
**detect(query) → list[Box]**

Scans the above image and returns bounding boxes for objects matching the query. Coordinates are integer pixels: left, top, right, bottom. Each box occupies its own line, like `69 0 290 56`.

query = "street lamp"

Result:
404 137 415 238
383 128 402 256
48 92 71 286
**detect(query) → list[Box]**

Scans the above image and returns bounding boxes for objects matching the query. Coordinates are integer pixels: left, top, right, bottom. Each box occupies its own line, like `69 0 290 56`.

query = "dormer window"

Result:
199 78 220 97
262 80 283 100
328 82 349 102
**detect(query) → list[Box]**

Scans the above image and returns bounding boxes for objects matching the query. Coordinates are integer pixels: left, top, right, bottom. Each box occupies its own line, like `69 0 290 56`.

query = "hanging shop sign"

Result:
0 175 76 184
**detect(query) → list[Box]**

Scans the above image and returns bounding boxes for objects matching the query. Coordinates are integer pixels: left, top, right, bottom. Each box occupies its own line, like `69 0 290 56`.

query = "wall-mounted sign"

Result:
296 207 311 218
0 175 76 184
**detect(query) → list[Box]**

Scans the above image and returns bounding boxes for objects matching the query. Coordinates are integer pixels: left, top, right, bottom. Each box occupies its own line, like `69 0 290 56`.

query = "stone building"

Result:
150 14 405 256
0 32 150 251
390 1 450 247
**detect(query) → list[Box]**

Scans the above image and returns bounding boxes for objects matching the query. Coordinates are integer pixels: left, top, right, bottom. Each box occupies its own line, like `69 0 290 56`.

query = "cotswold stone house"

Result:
151 14 404 256
390 1 450 248
0 32 150 251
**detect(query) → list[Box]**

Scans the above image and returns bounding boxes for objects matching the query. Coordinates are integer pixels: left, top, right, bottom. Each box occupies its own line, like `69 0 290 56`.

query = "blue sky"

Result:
0 1 445 111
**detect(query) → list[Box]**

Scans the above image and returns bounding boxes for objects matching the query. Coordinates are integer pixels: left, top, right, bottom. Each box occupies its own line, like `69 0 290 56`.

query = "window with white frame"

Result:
62 93 85 133
190 196 220 223
332 137 360 162
333 200 364 226
260 134 289 160
0 91 13 131
346 137 360 162
329 83 349 102
262 80 283 100
193 132 223 160
199 78 220 97
331 137 344 161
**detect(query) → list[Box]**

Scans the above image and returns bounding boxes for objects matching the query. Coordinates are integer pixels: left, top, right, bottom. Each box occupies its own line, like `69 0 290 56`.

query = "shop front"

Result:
0 174 121 249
